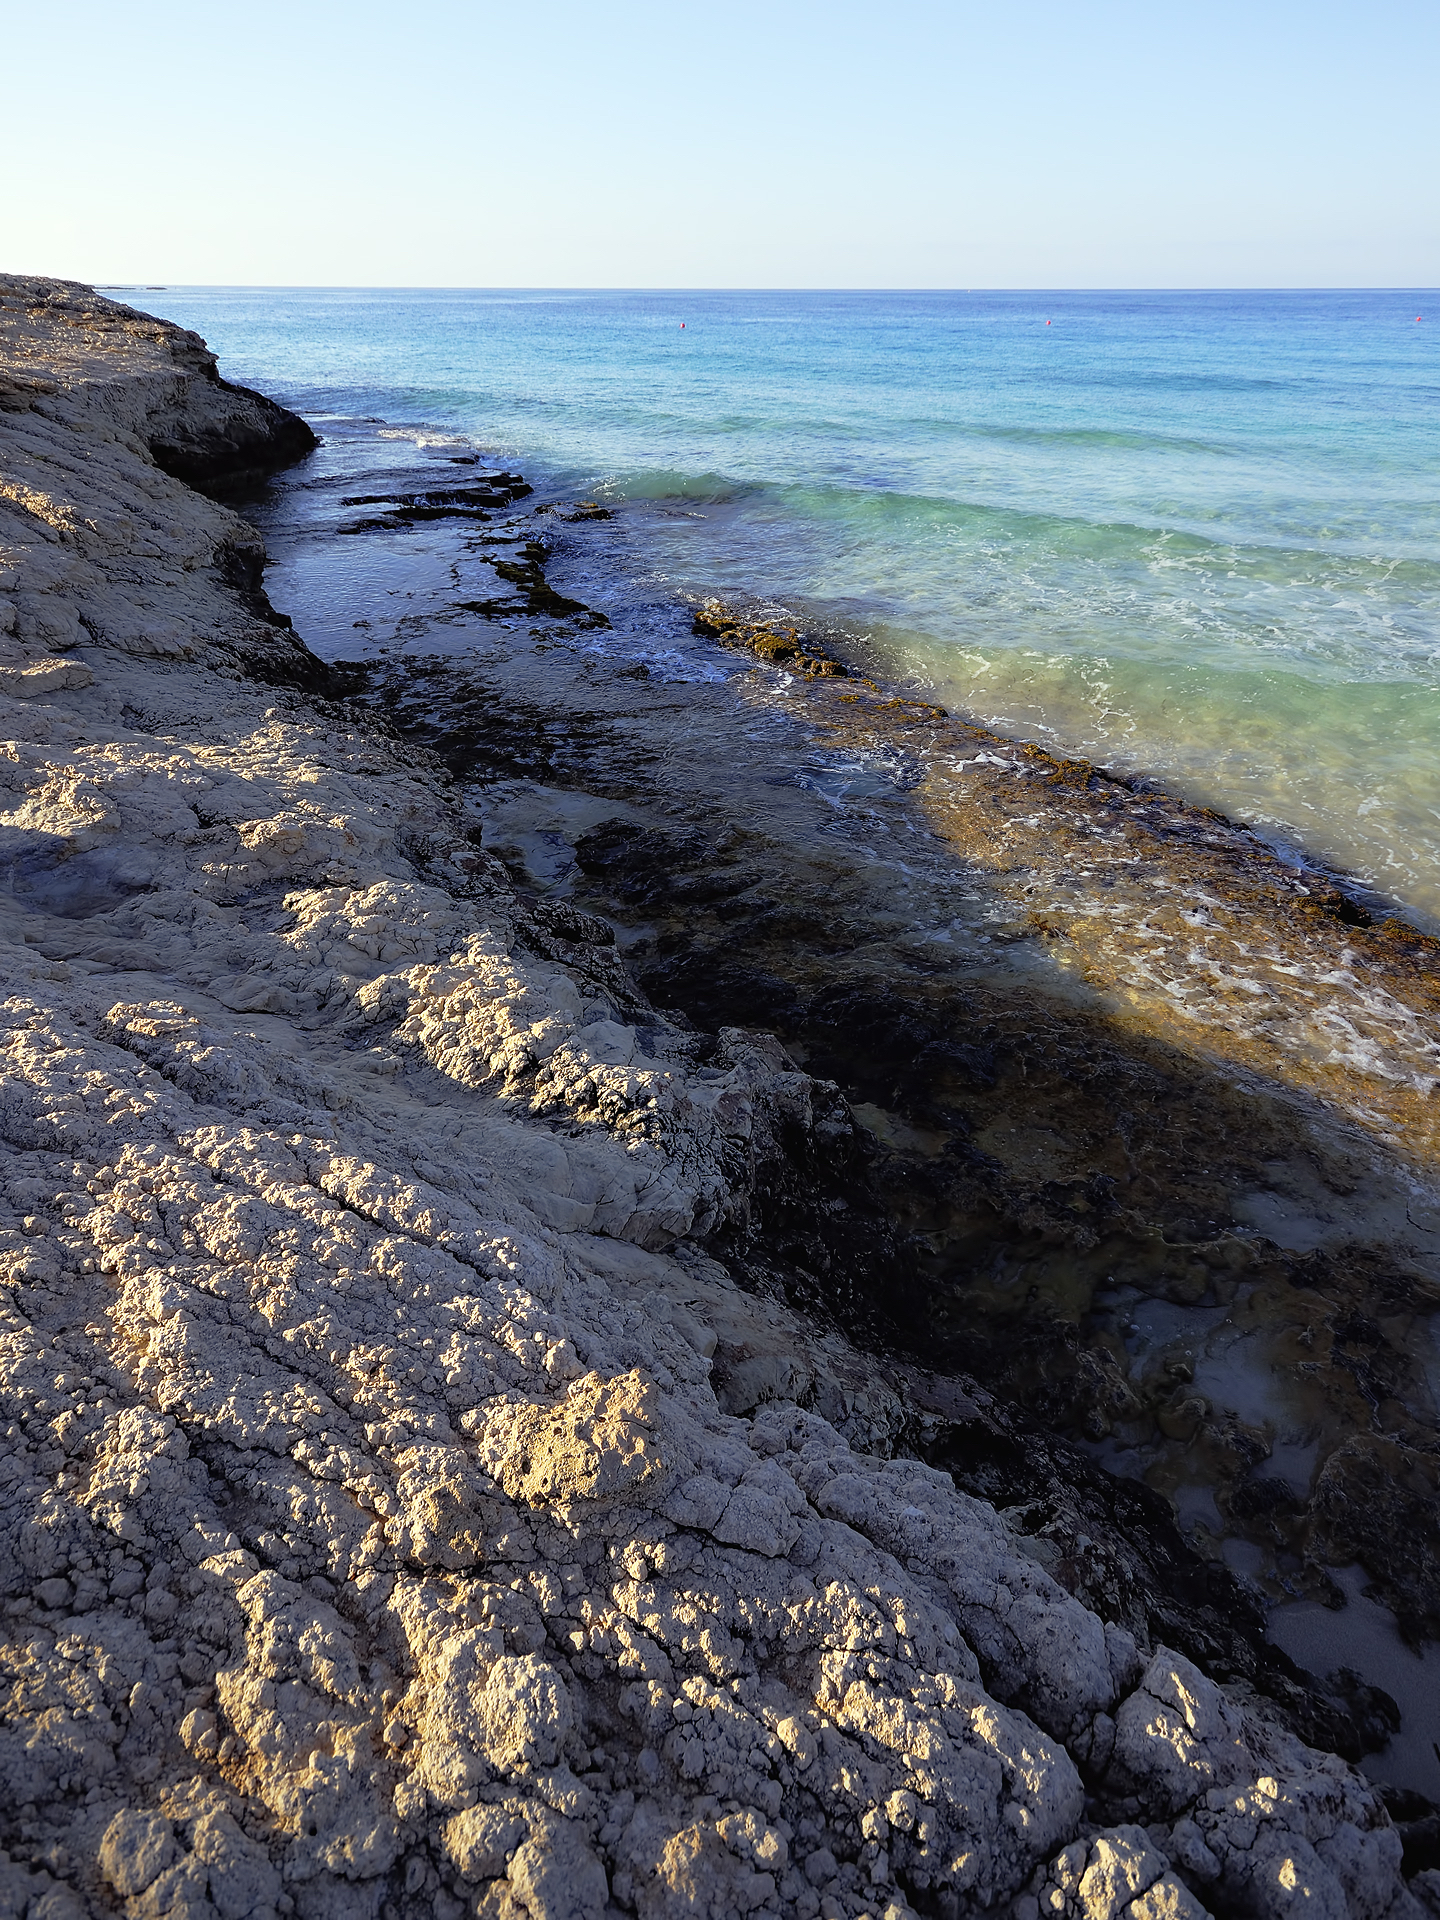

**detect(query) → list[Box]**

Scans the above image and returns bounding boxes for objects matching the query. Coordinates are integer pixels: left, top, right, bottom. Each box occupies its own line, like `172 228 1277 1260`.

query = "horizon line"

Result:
82 283 1440 295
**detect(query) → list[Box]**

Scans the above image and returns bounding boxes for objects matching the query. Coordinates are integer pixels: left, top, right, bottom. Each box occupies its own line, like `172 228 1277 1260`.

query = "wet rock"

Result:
694 600 852 678
1311 1433 1440 1642
452 540 609 626
1382 1788 1440 1876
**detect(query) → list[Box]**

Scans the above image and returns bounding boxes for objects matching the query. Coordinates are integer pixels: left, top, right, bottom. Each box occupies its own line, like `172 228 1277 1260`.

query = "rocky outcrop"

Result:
0 272 322 692
0 280 1426 1920
0 275 318 495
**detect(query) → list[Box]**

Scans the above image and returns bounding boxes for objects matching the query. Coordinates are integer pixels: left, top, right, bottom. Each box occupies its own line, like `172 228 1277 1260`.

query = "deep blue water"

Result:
140 288 1440 920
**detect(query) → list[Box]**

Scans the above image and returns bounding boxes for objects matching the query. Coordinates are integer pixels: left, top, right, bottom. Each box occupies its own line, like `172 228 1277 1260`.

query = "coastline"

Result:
291 449 1440 1627
0 275 1435 1920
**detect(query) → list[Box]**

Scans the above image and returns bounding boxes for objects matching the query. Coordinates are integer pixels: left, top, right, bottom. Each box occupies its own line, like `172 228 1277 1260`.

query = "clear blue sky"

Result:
6 0 1436 287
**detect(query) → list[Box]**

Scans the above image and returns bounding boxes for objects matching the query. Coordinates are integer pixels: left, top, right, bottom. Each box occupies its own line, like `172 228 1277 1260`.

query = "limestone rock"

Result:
480 1369 672 1509
508 1815 608 1920
98 1811 176 1896
1022 1826 1210 1920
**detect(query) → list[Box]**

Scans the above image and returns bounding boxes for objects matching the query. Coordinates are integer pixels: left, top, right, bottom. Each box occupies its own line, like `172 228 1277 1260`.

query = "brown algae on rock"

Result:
694 601 854 679
359 583 1440 1647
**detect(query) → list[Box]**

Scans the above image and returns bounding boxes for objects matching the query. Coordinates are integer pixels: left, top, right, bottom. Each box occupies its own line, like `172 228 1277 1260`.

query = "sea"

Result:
142 287 1440 926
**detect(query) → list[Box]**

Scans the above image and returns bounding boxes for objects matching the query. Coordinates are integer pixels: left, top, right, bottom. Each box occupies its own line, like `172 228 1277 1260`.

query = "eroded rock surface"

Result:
0 278 1425 1919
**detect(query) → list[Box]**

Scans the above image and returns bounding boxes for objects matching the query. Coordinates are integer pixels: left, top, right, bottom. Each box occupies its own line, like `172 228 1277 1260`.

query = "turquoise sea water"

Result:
148 289 1440 922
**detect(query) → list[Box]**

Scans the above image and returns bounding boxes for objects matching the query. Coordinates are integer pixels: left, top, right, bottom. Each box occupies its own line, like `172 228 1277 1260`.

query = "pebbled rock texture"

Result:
0 280 1424 1919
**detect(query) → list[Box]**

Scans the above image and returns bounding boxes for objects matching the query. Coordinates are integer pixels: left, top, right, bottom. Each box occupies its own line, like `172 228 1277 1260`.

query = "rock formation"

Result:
0 274 1430 1920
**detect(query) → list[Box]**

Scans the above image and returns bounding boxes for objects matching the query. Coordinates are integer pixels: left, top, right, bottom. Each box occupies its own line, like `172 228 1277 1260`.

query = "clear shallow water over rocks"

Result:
148 286 1440 923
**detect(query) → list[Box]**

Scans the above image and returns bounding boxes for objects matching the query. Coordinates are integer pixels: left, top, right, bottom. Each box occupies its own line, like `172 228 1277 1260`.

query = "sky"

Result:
5 0 1437 288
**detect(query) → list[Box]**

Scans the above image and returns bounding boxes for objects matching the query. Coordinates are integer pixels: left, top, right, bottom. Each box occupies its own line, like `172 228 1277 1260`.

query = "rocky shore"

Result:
0 274 1436 1920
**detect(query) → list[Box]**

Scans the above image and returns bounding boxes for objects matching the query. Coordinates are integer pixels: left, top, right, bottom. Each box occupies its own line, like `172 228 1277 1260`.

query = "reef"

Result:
0 275 1437 1920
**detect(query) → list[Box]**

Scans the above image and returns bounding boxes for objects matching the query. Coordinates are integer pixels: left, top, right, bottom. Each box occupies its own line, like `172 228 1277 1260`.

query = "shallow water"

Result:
1270 1565 1440 1800
151 286 1440 919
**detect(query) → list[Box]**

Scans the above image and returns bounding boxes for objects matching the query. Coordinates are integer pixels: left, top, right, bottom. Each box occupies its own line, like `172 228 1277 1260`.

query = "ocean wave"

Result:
376 426 478 450
949 421 1244 457
597 468 759 504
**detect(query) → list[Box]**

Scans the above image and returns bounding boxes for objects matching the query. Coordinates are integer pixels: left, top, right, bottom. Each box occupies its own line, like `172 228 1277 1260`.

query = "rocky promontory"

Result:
0 276 1432 1920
